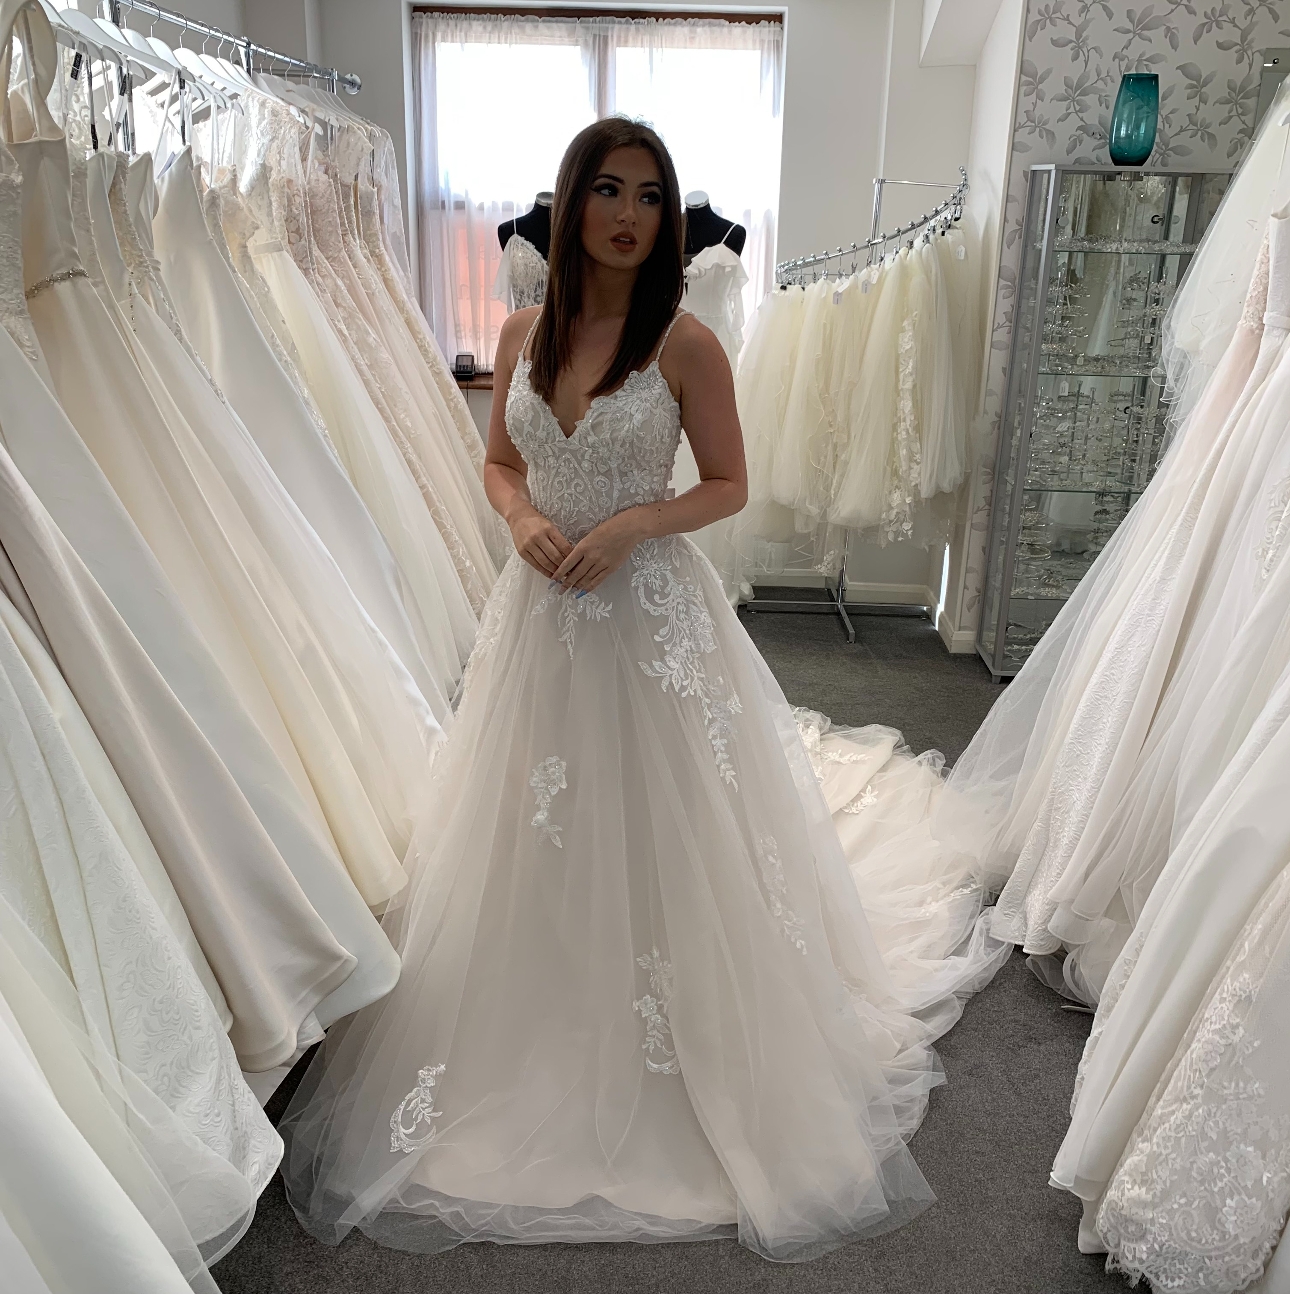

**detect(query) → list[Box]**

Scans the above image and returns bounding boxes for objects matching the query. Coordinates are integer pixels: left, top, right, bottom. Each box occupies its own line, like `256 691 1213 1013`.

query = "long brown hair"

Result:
529 117 684 402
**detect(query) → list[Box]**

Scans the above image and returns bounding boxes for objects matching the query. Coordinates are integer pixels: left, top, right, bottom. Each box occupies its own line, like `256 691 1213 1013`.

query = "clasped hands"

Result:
509 506 641 596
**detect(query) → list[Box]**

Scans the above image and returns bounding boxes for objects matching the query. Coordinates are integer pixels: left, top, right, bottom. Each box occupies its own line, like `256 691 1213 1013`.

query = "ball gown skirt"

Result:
282 334 1007 1263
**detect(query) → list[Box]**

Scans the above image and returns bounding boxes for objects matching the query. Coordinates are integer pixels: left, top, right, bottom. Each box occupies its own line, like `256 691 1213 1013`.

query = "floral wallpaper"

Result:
959 0 1289 631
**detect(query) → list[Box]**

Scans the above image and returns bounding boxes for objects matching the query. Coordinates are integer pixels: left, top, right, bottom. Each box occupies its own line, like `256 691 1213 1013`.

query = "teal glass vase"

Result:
1108 73 1159 166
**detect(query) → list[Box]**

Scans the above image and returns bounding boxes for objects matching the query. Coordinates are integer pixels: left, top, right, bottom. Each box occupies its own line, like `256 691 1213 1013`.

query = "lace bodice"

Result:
496 233 548 310
505 316 685 542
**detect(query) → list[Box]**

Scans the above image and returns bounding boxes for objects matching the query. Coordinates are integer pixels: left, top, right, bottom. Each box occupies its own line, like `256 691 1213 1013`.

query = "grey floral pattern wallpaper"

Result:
960 0 1288 630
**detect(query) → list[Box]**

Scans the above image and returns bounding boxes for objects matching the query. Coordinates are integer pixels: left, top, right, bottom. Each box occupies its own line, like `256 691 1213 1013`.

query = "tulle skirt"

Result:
282 537 1005 1261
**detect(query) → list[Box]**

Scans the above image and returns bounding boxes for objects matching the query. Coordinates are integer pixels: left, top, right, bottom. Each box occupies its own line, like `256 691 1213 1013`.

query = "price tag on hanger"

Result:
833 289 842 305
956 244 966 260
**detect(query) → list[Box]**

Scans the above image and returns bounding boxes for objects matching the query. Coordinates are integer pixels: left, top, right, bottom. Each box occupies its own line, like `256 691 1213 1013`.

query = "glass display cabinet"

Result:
977 165 1230 680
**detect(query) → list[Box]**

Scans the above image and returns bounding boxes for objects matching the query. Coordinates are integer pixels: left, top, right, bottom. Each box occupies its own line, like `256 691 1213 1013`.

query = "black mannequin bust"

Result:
498 192 553 258
683 191 746 259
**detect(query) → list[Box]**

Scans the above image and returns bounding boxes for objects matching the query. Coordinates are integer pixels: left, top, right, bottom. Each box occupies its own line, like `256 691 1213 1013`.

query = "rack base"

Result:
739 580 930 643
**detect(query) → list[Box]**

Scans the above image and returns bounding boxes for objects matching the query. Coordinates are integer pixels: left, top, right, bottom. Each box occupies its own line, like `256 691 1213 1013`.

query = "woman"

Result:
282 118 999 1262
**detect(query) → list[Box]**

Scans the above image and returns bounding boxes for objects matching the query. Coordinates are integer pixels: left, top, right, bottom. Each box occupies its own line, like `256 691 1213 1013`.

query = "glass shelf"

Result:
977 165 1230 680
1053 239 1199 254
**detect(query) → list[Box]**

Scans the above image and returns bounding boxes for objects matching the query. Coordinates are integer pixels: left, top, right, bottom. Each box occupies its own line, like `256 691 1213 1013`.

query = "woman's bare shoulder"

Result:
498 306 543 365
661 311 730 378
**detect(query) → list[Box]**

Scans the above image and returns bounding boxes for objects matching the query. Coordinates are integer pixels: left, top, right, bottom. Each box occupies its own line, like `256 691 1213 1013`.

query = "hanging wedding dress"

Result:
151 146 451 721
935 91 1290 984
1093 854 1290 1294
831 248 911 534
301 145 502 600
6 7 397 1065
988 216 1290 999
0 986 193 1294
227 108 478 682
774 273 848 528
282 313 1007 1262
0 584 279 1203
84 143 433 894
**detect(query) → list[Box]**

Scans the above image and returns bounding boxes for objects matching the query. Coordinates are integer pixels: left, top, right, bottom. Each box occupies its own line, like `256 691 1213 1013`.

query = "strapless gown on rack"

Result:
10 114 396 1062
282 316 1007 1262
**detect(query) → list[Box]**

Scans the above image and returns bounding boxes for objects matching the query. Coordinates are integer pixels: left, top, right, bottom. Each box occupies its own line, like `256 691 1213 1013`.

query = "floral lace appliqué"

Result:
1098 965 1290 1293
529 756 567 847
843 785 879 814
531 587 612 658
634 948 680 1075
631 538 742 787
390 1063 447 1153
755 834 807 954
1255 475 1290 581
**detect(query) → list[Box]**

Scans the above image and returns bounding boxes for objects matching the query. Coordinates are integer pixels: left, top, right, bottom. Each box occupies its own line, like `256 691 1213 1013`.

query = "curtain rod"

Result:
104 0 362 93
412 6 782 24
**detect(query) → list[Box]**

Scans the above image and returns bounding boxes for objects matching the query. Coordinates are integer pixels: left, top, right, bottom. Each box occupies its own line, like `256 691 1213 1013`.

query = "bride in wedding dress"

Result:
283 118 1007 1262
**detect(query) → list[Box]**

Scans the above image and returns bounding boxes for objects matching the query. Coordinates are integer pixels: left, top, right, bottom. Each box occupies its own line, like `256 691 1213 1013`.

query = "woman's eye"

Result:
641 191 661 205
593 183 618 197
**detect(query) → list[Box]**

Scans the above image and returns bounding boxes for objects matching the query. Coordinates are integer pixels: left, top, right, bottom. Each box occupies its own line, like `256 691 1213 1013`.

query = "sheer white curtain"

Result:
411 12 784 368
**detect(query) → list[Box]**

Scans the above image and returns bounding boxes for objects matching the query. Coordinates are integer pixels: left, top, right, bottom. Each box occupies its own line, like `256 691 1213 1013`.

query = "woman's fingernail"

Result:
575 590 587 599
548 579 557 588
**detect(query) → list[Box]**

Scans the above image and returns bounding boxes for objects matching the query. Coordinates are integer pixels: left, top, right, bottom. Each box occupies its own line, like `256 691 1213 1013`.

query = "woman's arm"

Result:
485 308 573 578
552 314 747 593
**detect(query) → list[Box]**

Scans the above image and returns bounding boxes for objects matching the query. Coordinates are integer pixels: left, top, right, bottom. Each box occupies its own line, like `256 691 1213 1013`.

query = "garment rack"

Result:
102 0 362 94
744 168 968 643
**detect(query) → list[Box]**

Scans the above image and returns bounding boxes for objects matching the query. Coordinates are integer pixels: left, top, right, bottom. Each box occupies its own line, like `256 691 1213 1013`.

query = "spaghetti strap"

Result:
654 310 686 364
519 311 542 362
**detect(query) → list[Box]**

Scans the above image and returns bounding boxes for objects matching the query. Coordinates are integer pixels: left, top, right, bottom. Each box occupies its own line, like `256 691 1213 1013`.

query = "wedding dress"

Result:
87 144 433 895
301 151 502 599
0 986 193 1294
683 233 747 369
282 312 1007 1261
493 231 547 310
669 236 749 556
989 217 1289 999
1094 855 1290 1294
6 10 397 1065
939 95 1290 986
831 249 911 534
228 112 478 683
151 146 451 721
1053 653 1290 1268
0 583 279 1204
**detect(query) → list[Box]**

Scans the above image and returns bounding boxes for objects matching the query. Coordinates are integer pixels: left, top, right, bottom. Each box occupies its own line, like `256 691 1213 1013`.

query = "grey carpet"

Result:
213 605 1125 1294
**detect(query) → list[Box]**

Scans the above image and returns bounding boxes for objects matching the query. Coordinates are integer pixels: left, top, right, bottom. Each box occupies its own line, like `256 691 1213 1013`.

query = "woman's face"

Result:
580 146 663 273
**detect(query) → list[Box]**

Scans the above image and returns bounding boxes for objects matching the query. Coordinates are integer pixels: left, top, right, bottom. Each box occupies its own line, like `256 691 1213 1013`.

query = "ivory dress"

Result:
282 313 1007 1261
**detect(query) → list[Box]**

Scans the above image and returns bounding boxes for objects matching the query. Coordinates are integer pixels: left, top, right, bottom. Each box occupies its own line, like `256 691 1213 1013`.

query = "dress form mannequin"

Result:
683 191 746 260
497 192 553 258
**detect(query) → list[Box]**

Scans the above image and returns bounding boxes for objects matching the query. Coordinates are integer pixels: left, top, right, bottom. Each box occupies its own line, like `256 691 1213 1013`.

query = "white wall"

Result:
937 0 1025 651
107 0 244 35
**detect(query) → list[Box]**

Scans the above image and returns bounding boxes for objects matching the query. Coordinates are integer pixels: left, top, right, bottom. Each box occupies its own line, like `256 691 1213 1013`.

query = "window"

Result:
411 10 784 367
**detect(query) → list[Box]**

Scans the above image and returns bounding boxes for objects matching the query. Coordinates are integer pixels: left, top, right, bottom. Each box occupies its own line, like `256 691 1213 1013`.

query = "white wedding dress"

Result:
493 232 548 311
151 146 451 722
282 313 1007 1261
0 26 394 1071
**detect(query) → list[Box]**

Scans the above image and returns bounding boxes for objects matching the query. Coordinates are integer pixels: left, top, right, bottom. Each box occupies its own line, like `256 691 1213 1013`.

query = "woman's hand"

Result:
509 506 572 577
550 511 642 594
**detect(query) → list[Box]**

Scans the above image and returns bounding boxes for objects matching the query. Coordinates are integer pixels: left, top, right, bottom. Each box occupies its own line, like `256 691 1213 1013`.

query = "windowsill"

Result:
455 373 495 391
